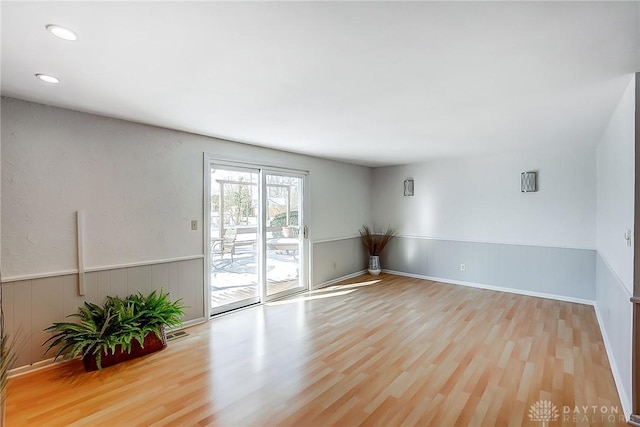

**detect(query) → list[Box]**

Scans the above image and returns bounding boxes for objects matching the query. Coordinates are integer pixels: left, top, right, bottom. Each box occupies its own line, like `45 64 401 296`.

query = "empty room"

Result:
1 1 639 426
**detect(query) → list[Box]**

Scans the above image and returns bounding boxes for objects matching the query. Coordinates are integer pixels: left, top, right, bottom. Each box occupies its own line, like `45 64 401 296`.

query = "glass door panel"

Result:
210 166 260 315
265 173 304 298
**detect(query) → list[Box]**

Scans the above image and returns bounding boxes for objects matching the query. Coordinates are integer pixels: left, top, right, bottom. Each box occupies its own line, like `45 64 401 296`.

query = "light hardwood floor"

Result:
6 274 625 426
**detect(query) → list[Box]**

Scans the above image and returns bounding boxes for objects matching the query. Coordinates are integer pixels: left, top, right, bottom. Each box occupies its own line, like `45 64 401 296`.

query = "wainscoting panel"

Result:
2 257 204 369
178 258 203 321
107 269 128 300
312 237 367 287
595 253 633 416
382 237 596 300
127 266 153 296
29 277 65 370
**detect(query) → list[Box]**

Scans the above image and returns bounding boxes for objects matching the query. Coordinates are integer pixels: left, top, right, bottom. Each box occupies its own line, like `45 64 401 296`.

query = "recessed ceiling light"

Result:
35 74 60 84
46 24 77 41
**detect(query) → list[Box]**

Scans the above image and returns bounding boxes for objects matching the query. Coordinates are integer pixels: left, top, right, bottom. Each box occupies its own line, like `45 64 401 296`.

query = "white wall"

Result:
1 97 371 369
372 146 596 249
370 78 633 416
594 73 635 417
1 98 371 280
596 75 636 293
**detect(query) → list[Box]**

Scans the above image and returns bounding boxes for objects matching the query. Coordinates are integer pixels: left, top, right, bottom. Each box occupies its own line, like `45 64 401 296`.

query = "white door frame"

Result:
203 154 310 317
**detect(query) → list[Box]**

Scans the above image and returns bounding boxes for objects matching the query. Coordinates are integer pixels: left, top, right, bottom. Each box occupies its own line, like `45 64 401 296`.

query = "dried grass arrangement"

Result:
358 225 396 256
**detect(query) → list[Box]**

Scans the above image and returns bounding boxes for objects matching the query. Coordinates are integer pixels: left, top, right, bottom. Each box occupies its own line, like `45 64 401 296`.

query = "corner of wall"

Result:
593 72 636 420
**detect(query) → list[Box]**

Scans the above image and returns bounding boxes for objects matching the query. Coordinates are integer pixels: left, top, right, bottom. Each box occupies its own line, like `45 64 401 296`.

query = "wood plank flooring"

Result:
6 274 625 426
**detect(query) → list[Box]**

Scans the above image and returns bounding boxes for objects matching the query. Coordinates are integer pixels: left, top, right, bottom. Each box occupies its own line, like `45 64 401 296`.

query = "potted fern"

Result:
44 290 185 371
359 225 396 275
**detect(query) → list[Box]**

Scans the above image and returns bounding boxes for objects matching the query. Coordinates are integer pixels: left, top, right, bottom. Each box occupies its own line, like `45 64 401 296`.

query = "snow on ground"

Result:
211 249 298 289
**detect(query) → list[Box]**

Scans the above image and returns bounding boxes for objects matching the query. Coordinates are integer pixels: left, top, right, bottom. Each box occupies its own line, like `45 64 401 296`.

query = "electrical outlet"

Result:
460 264 465 272
191 220 198 230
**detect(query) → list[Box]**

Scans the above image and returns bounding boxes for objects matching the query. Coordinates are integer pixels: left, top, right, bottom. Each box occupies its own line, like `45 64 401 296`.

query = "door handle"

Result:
303 226 308 239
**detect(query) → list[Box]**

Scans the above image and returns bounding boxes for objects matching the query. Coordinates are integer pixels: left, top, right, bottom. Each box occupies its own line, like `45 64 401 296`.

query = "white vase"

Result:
282 226 293 238
368 255 381 276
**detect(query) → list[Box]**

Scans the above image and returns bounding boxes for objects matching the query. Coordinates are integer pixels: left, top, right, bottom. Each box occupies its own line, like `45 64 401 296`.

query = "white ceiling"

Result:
1 1 638 167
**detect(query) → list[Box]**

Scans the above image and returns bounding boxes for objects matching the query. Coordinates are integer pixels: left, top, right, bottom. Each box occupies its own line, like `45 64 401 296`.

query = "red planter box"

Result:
82 326 168 371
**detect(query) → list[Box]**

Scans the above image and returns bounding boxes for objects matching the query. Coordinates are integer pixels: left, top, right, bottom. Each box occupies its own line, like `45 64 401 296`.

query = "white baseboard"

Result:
382 269 596 306
593 304 632 420
177 317 207 329
313 270 367 290
9 357 61 378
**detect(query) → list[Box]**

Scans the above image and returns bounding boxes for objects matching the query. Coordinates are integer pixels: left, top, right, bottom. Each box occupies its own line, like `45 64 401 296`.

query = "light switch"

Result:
625 229 632 247
191 220 198 231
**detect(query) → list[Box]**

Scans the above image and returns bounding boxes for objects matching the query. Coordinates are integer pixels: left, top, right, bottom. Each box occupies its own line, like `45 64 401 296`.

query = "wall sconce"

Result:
404 179 414 196
521 171 537 192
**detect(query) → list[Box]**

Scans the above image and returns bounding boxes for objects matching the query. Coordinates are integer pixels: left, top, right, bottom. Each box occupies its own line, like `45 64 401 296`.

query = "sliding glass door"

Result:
209 166 260 315
265 172 305 298
207 161 307 315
